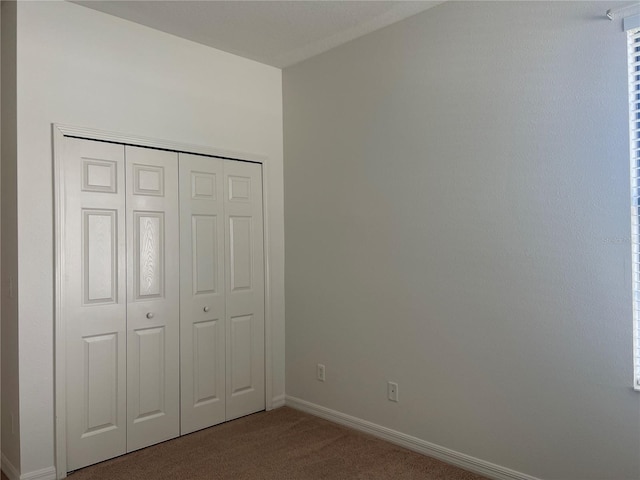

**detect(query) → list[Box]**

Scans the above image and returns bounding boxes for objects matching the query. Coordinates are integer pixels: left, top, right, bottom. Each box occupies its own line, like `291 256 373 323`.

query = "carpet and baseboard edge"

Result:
285 396 540 480
6 397 537 480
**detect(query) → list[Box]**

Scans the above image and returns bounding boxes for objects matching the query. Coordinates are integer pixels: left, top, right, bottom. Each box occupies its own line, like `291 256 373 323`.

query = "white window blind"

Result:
627 23 640 391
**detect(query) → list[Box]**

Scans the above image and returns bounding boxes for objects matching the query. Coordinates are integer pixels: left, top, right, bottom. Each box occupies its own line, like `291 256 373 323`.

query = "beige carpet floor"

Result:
3 407 488 480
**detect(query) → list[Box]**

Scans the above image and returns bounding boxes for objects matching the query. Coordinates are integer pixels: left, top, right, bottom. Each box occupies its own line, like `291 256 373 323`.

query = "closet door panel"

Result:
63 138 127 471
224 161 265 420
126 146 180 451
179 153 226 434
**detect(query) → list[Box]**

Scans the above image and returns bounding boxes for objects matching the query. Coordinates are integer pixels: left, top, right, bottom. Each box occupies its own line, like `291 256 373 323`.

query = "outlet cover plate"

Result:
387 381 398 402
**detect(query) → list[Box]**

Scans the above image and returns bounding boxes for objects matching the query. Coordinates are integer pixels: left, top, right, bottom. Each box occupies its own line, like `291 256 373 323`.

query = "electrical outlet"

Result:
317 364 326 382
387 381 398 402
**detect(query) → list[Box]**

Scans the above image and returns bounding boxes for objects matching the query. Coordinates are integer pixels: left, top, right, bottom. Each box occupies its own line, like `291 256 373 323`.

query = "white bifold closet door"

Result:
222 160 265 421
125 146 180 452
64 138 180 470
179 154 226 434
63 137 264 471
179 154 264 434
63 138 128 470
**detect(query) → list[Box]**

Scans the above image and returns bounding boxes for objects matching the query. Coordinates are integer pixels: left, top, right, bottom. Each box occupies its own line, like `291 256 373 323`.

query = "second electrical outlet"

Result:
317 363 326 382
387 381 398 402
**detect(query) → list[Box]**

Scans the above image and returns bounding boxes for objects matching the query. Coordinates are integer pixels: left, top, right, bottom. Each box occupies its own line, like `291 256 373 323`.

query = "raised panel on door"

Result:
82 334 119 434
224 161 265 421
63 137 127 471
131 327 166 422
126 146 180 451
179 153 226 434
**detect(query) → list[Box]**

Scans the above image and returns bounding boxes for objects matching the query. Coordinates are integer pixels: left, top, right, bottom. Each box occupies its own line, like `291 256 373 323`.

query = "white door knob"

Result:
203 306 210 313
146 312 154 319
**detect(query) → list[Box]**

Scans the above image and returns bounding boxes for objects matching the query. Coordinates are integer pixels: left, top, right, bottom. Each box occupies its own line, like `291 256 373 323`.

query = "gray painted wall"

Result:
284 2 640 479
1 0 21 473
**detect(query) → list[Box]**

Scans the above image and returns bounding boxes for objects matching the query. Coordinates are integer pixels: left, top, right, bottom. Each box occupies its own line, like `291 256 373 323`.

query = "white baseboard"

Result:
285 396 540 480
1 452 20 480
1 454 56 480
271 394 286 408
20 466 56 480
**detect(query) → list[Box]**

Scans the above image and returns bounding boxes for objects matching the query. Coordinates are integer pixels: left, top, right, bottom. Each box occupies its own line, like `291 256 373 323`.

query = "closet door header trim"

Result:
55 124 268 164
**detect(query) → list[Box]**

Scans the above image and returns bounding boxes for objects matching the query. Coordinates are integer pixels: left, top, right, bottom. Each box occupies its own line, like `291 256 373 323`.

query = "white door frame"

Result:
53 123 275 479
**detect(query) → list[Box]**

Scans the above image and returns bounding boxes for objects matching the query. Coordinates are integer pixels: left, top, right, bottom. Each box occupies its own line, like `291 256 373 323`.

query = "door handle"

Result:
203 306 210 313
146 312 154 319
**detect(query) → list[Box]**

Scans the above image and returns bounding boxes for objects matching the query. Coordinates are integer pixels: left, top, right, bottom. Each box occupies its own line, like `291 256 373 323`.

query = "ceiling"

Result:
73 1 443 68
